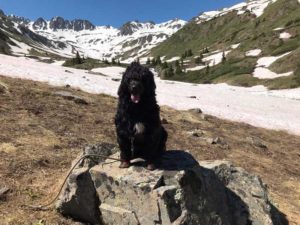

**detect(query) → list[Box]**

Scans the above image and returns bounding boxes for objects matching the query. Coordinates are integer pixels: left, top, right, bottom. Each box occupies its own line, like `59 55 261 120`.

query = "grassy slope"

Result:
0 75 300 224
150 0 300 89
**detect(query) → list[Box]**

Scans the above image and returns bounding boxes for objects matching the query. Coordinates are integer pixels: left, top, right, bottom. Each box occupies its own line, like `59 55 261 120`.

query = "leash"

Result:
21 154 121 211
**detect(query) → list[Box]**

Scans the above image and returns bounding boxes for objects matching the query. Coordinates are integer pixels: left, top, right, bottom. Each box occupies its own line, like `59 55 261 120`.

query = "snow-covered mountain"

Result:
6 13 186 61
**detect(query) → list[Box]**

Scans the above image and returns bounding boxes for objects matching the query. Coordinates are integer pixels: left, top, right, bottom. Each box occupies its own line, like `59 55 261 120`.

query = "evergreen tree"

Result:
195 57 201 64
146 58 151 65
169 66 174 76
175 64 182 74
117 60 121 66
222 51 226 64
74 51 82 64
187 49 193 57
203 47 209 54
151 58 156 66
112 58 116 64
156 56 162 65
162 61 169 69
205 64 210 74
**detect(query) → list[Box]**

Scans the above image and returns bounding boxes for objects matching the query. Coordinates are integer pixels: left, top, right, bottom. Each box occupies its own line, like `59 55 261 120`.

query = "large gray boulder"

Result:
56 144 275 225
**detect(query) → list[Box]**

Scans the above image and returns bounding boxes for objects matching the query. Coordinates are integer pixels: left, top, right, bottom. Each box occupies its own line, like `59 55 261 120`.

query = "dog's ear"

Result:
144 70 156 97
117 73 128 97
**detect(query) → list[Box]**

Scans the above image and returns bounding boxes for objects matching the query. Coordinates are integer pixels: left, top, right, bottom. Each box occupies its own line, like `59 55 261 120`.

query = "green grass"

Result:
150 0 300 89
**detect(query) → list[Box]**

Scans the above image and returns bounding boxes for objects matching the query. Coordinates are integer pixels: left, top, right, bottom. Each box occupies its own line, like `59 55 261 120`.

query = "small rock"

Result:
0 82 8 94
246 137 268 150
65 84 71 88
187 129 203 137
161 117 168 124
54 91 89 105
112 78 121 82
188 108 202 114
65 70 73 73
189 96 197 99
212 137 222 144
0 187 10 200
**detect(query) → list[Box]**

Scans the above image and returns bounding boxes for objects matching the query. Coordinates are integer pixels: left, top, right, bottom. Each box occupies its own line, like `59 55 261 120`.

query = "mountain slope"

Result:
150 0 300 89
28 18 186 61
0 13 74 58
4 13 186 61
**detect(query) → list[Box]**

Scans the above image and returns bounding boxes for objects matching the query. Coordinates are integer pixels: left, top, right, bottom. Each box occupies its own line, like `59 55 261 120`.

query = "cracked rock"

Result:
57 145 274 225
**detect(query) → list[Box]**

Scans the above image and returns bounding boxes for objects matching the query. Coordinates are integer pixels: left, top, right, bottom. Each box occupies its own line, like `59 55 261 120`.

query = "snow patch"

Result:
231 43 241 49
0 54 300 135
186 65 206 72
203 51 231 66
91 66 125 77
279 32 292 39
195 0 278 24
246 49 262 57
253 52 293 79
166 56 180 62
253 68 293 79
8 38 31 55
256 52 291 67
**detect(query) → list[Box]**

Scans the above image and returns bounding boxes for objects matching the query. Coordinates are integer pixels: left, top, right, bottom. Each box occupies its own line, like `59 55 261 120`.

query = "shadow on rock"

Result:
56 145 288 225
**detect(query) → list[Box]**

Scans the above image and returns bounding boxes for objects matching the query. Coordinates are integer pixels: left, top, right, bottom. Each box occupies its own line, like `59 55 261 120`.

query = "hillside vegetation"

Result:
150 0 300 89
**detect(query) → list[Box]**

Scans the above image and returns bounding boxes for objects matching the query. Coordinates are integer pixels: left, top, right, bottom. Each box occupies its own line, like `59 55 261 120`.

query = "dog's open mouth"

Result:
131 94 140 103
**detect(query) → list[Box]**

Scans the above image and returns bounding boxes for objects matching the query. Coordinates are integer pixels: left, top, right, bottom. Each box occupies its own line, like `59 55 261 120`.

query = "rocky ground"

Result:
0 75 299 225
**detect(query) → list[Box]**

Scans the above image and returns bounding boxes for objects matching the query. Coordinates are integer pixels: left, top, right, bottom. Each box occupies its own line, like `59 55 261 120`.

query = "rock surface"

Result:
54 91 89 105
57 143 275 225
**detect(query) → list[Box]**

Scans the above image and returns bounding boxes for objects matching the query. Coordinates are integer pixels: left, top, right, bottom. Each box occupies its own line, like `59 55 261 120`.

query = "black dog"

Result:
115 62 167 170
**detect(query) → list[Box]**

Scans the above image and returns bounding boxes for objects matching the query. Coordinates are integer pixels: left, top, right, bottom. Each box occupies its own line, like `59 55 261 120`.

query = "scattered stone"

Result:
161 117 168 124
54 91 89 105
187 129 203 137
0 187 10 200
57 145 275 225
200 114 207 120
189 96 197 99
65 70 73 73
65 84 71 88
0 82 8 94
188 108 202 114
212 137 222 144
246 136 268 150
202 136 227 146
111 78 121 82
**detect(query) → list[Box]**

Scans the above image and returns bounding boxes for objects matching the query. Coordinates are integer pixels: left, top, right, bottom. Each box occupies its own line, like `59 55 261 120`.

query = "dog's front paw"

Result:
134 123 145 135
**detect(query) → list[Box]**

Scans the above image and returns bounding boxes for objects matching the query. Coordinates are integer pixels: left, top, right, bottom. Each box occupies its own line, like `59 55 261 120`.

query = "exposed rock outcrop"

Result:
56 143 276 225
48 17 95 31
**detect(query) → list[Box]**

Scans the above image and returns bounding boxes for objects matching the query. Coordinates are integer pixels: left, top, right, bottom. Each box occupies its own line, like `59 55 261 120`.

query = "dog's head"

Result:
118 62 156 104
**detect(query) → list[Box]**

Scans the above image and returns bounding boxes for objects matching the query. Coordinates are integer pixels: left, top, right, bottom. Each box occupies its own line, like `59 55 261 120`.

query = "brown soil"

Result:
0 75 299 225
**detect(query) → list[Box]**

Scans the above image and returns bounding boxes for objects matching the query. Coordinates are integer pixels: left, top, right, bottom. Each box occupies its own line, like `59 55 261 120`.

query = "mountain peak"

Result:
33 17 47 30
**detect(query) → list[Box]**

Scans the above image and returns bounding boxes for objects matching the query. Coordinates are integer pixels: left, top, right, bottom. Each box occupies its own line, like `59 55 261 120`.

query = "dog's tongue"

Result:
131 94 140 103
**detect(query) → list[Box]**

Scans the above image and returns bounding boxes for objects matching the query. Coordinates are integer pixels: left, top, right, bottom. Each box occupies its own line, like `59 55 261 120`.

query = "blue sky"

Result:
0 0 243 27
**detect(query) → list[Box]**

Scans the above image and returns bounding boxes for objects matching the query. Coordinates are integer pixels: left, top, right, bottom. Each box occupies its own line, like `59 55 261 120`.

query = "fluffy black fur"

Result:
115 62 167 166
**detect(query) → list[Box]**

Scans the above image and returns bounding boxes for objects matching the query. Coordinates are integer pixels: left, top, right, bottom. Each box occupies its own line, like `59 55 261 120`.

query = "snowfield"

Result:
0 54 300 136
246 49 262 57
253 52 294 79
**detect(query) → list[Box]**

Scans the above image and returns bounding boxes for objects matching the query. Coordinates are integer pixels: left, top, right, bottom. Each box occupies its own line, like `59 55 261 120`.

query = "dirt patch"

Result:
0 75 299 225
